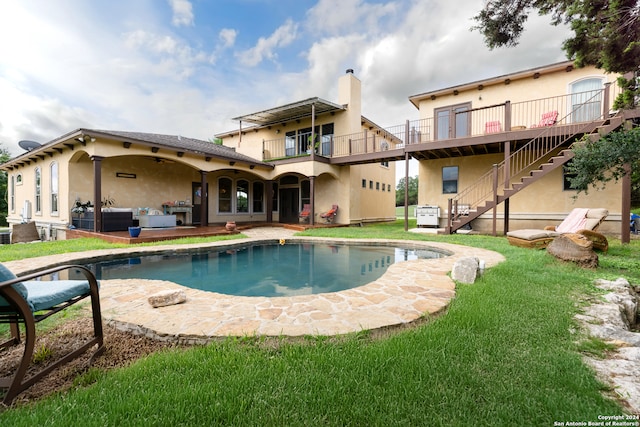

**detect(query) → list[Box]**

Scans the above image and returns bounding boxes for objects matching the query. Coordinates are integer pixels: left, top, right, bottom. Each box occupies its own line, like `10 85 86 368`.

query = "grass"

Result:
1 221 638 425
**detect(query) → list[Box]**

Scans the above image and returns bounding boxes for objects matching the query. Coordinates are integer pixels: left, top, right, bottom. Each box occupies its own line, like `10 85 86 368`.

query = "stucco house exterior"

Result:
1 70 398 239
406 61 640 235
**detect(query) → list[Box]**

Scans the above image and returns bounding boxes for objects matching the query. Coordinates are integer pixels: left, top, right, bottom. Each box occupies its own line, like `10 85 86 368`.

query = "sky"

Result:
0 0 573 181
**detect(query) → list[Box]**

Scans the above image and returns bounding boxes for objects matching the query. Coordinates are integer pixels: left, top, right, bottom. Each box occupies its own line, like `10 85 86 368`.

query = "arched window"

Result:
50 162 59 214
236 179 249 213
218 177 232 213
34 167 42 214
570 78 604 122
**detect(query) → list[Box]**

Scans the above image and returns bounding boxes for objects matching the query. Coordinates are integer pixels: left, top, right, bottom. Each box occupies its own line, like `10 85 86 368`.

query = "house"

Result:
406 61 640 235
1 70 398 239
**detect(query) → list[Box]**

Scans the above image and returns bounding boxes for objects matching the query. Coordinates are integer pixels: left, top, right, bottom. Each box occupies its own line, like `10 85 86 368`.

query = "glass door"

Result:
434 103 471 140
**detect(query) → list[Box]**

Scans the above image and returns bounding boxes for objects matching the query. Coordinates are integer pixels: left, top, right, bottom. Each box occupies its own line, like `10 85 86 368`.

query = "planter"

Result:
128 226 142 238
225 221 236 231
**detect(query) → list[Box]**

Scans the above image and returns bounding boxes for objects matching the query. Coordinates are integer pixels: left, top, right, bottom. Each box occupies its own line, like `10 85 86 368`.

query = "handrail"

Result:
447 88 610 232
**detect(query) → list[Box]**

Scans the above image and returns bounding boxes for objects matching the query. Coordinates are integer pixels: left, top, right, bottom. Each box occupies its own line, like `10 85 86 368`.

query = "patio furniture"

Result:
299 204 311 223
485 121 502 134
320 205 339 223
506 208 608 251
532 110 558 127
139 214 176 228
0 263 104 405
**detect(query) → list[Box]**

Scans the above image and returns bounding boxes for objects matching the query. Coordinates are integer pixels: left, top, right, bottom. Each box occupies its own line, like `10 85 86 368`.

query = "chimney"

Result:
338 68 361 133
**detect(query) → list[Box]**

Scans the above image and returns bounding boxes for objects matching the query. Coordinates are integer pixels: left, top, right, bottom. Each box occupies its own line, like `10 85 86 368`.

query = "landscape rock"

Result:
451 257 479 284
577 278 640 413
148 290 187 308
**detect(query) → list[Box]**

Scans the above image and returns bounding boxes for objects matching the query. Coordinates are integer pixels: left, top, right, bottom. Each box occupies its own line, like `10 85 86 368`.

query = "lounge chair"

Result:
532 110 558 128
299 204 311 223
320 205 339 223
0 264 104 405
506 208 608 252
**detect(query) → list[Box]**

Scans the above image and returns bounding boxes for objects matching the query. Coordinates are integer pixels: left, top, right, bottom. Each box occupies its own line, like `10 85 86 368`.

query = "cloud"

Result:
219 28 237 48
168 0 194 27
236 19 299 67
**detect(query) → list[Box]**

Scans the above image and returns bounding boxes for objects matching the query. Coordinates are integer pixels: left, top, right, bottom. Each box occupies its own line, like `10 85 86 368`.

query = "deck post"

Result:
310 176 316 226
492 163 498 236
504 100 511 131
91 156 103 232
603 83 611 119
200 171 207 227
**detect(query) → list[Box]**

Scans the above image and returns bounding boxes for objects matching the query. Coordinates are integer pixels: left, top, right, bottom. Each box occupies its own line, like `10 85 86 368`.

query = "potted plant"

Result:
307 134 320 154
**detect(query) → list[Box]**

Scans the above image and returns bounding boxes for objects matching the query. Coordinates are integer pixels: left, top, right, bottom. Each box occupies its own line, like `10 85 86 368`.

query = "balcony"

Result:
261 84 627 165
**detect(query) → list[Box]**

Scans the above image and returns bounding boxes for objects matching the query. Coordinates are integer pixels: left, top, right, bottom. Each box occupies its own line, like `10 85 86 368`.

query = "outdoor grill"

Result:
415 205 440 227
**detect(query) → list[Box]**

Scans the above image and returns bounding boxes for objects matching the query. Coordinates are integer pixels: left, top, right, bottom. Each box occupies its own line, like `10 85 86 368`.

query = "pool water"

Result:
86 243 448 297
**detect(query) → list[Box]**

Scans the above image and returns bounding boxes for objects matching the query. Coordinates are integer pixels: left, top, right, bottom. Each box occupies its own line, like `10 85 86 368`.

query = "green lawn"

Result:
1 221 638 425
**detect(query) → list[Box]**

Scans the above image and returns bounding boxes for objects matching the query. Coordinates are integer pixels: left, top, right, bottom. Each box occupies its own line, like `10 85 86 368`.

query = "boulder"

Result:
451 257 479 284
148 290 187 308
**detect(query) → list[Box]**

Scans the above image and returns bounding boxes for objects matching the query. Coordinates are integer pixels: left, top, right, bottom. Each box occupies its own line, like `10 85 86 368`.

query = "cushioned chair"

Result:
506 208 609 252
299 204 311 223
0 264 104 405
532 110 558 128
320 205 339 223
485 121 502 134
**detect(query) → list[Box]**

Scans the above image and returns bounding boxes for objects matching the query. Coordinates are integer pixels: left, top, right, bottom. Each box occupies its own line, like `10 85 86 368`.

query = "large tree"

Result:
396 176 419 207
0 147 11 226
472 0 640 76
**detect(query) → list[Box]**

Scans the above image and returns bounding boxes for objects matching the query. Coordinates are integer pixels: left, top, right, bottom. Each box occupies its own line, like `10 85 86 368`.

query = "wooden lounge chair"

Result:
299 204 311 223
320 205 339 223
0 264 104 405
506 208 608 252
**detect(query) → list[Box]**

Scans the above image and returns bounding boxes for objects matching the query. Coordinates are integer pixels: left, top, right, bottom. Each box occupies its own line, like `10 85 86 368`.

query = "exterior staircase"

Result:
445 114 624 234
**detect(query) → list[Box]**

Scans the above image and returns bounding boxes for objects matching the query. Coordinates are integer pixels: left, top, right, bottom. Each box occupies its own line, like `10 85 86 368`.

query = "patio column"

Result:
200 170 207 227
310 176 316 226
310 103 316 160
91 156 104 232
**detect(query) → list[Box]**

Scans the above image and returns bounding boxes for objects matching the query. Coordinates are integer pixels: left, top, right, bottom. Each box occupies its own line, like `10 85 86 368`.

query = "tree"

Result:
568 126 640 204
396 176 419 206
0 147 11 226
472 1 640 107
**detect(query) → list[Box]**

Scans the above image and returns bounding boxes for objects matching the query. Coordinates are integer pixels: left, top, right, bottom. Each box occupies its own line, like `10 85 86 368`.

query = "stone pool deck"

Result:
4 228 504 343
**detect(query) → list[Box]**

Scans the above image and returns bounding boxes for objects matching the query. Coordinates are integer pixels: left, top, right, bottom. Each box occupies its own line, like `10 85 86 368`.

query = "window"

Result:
253 182 264 213
382 183 385 191
285 131 296 156
34 167 41 213
320 123 334 156
16 173 22 185
362 179 366 188
442 166 459 194
50 162 59 214
435 103 471 140
10 175 14 212
236 179 249 213
219 178 232 212
381 161 389 167
272 182 278 211
388 183 391 192
571 78 603 123
369 180 373 189
563 160 579 191
376 182 380 190
301 180 310 207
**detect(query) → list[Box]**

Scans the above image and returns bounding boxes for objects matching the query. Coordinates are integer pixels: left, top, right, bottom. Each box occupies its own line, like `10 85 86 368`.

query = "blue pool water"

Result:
86 243 448 297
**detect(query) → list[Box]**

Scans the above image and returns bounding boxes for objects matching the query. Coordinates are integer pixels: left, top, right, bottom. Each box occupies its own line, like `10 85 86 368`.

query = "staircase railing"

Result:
446 87 612 233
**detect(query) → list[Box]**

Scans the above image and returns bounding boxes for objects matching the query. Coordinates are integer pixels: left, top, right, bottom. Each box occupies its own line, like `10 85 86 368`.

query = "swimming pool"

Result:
85 242 449 297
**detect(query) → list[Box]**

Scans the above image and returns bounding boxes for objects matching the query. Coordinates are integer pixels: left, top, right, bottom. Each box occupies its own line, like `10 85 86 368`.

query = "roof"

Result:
408 61 575 108
2 128 272 170
232 97 346 126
